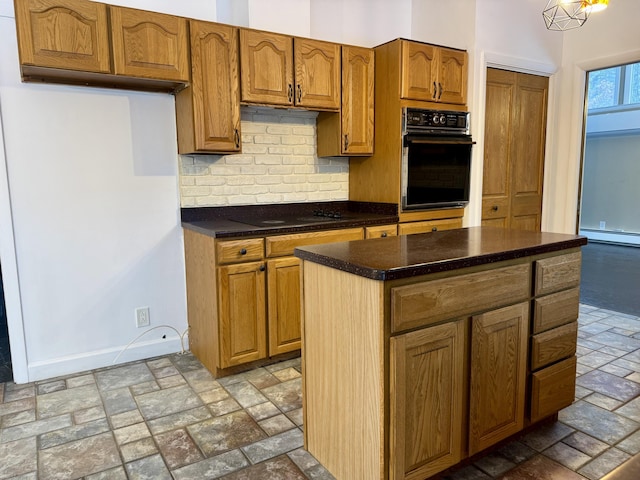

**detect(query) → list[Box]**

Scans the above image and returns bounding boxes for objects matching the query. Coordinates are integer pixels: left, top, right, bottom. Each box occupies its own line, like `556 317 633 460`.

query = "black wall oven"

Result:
401 107 474 211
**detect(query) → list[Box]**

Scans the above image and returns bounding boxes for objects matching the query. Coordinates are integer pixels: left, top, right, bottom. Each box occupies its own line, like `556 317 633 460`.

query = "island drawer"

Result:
533 287 580 334
216 238 264 264
530 356 577 422
391 263 531 333
531 321 578 371
534 252 581 296
266 227 364 257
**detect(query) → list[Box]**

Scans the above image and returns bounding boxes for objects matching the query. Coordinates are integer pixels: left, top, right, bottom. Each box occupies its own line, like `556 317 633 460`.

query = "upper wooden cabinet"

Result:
401 40 467 105
239 29 340 110
14 0 111 73
316 45 374 157
176 21 241 154
109 6 189 82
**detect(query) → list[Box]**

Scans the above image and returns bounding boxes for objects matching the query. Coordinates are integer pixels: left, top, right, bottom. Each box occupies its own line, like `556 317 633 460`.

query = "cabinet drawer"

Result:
216 238 264 264
533 287 580 334
391 263 531 333
365 224 397 239
266 228 363 257
530 356 576 422
531 322 578 371
398 218 462 236
534 252 581 296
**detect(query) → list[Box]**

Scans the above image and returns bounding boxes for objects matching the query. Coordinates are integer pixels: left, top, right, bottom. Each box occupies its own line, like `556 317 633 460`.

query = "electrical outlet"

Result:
135 307 150 328
599 221 606 230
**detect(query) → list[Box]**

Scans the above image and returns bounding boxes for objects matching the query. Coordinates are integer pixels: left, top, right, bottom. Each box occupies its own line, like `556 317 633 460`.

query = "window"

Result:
587 61 640 110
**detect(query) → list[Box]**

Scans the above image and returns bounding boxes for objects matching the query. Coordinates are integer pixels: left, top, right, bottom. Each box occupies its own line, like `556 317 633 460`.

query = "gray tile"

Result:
155 428 203 469
246 401 281 422
623 349 640 364
615 397 640 422
146 406 211 435
578 448 631 480
220 454 307 479
261 378 302 413
577 363 595 375
578 351 617 368
171 449 249 480
286 407 304 426
473 453 516 476
113 422 151 446
520 422 575 451
170 353 204 374
498 454 585 480
496 441 537 463
73 405 106 425
209 397 243 417
188 410 266 457
38 431 120 480
575 385 593 399
37 384 101 418
600 363 634 377
559 401 639 444
225 380 268 408
36 380 66 395
182 367 220 393
589 331 640 352
1 409 36 428
129 380 160 396
617 430 640 455
0 436 36 479
612 358 640 372
259 413 296 436
1 414 72 443
199 387 230 405
243 368 281 389
0 397 35 417
66 374 96 389
543 441 591 470
580 322 614 336
124 453 172 480
39 418 111 449
119 437 158 463
157 374 187 389
146 357 173 369
85 466 128 480
241 428 304 464
445 465 491 480
101 387 137 416
265 358 301 373
562 431 610 456
585 392 624 410
287 447 320 471
273 367 302 382
598 346 631 358
151 365 180 379
95 363 155 392
577 369 640 402
136 385 203 420
3 385 35 403
109 409 144 429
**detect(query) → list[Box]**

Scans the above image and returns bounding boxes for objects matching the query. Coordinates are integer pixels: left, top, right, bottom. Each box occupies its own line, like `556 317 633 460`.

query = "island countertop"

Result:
294 226 587 281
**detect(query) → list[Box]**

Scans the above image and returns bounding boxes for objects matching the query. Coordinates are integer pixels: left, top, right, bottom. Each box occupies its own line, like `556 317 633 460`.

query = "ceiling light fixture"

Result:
581 0 609 13
543 0 590 31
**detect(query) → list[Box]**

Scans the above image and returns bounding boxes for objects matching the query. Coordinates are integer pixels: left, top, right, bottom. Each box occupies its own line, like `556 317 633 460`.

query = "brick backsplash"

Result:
179 107 349 207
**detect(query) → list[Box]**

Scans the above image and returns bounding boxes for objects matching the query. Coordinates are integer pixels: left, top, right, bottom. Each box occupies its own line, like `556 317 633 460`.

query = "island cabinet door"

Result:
217 262 267 368
468 302 529 455
390 319 466 480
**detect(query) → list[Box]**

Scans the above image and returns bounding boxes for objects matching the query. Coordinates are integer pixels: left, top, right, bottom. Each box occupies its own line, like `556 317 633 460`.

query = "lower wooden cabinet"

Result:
398 217 462 235
390 319 466 480
530 356 577 422
267 257 302 355
469 302 529 455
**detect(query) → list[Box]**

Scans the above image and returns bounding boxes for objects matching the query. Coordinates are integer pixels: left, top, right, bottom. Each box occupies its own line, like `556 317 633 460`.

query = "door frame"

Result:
468 51 556 229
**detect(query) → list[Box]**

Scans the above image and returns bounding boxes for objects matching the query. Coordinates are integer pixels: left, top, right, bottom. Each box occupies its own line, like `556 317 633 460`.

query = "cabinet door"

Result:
178 21 241 154
15 0 111 73
390 319 466 480
469 302 529 455
401 41 437 102
217 262 267 368
267 257 302 356
110 6 189 82
240 29 293 106
436 48 467 105
342 46 375 154
294 39 340 110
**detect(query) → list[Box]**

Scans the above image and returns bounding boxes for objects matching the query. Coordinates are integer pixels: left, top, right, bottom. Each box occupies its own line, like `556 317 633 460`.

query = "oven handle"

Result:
404 135 475 146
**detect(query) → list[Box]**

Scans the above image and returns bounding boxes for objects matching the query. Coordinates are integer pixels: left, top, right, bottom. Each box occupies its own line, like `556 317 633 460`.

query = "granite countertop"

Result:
181 201 399 238
294 226 588 281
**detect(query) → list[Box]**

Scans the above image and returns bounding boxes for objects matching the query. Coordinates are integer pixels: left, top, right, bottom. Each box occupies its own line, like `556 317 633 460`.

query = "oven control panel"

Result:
403 108 470 134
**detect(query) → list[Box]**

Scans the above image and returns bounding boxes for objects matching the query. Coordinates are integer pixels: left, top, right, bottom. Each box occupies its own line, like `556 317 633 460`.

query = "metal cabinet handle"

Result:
240 248 247 255
234 128 240 149
492 205 499 212
259 264 266 272
432 227 438 232
297 84 302 103
381 232 387 238
433 81 437 99
288 84 293 103
344 134 349 151
438 82 443 100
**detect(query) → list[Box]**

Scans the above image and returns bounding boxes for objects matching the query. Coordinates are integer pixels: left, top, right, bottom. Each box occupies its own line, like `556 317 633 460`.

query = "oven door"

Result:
401 134 474 211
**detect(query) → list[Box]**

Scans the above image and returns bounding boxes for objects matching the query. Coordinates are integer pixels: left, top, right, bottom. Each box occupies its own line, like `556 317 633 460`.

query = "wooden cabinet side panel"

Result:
240 29 293 106
217 262 267 368
183 229 220 374
110 6 189 81
469 302 529 455
302 262 385 480
294 38 340 110
187 20 241 153
267 257 302 355
390 319 465 480
16 0 111 73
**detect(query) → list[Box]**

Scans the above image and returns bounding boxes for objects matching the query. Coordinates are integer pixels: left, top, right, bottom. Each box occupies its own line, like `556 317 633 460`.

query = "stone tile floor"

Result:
0 304 638 479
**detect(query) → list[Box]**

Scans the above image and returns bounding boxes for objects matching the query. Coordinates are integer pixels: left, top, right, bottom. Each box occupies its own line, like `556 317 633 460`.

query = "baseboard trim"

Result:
26 333 189 383
580 229 640 246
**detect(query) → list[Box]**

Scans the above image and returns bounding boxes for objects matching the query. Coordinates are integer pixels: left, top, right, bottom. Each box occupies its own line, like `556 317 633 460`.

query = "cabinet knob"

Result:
492 205 499 212
288 84 293 103
259 264 266 272
432 227 438 232
381 232 387 238
240 248 247 255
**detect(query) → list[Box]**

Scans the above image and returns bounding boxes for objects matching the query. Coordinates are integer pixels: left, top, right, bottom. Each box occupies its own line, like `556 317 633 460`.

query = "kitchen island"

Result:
294 227 587 480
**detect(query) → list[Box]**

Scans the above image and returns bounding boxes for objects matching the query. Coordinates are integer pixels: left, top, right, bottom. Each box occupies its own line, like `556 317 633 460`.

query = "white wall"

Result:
0 0 190 381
